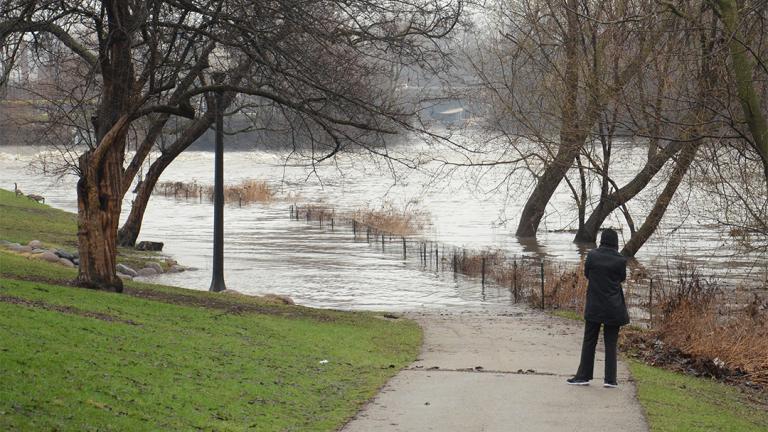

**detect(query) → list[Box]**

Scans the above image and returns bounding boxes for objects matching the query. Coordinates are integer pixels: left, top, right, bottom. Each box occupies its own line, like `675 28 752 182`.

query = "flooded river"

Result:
1 141 765 310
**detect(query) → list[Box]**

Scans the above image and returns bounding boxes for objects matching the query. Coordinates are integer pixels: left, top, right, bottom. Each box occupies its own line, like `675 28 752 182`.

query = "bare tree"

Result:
0 0 462 291
710 0 768 182
462 0 659 239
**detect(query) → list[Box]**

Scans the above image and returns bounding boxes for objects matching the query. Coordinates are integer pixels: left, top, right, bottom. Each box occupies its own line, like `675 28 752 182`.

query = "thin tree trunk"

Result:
117 153 171 248
121 114 170 196
574 143 682 243
621 4 718 257
577 155 587 231
622 142 701 257
118 113 215 247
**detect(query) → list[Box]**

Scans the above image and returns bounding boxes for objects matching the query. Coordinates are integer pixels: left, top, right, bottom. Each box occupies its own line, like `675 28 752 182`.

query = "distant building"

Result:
425 99 474 126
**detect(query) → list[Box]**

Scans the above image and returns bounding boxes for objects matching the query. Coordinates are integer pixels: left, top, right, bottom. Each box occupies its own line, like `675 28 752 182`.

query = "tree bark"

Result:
76 139 126 291
75 0 133 291
621 142 701 257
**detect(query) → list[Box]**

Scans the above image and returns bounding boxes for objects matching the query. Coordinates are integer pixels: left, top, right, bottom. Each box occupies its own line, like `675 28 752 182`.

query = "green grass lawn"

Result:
0 188 77 250
628 360 768 432
0 189 423 431
551 309 583 322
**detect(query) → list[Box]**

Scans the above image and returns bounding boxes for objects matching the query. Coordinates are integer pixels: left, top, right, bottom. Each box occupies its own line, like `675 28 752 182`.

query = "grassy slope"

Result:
0 188 77 249
0 189 422 431
0 188 164 270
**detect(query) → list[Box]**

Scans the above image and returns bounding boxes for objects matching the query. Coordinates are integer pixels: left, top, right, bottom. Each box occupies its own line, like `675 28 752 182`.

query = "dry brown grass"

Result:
544 261 588 312
293 202 428 236
351 205 428 237
534 259 768 386
652 269 768 386
157 179 274 205
223 179 274 204
656 301 768 385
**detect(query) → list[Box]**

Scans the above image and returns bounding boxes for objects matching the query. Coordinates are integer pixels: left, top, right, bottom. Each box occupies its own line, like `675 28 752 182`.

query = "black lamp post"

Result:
209 71 227 292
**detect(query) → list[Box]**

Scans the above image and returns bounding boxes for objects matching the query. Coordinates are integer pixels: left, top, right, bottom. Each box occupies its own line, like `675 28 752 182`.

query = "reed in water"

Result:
157 179 274 205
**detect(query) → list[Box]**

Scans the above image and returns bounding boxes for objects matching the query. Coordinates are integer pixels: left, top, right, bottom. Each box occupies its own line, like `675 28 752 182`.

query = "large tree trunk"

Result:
75 0 133 291
516 144 584 237
76 135 126 291
516 0 583 238
622 142 701 257
118 113 215 247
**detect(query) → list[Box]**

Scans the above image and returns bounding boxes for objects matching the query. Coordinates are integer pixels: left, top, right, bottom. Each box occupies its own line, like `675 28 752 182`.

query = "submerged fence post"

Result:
513 259 518 303
381 234 385 252
452 250 457 274
481 256 486 286
441 246 445 271
435 245 439 269
540 260 545 309
649 277 654 326
366 227 370 243
402 237 407 260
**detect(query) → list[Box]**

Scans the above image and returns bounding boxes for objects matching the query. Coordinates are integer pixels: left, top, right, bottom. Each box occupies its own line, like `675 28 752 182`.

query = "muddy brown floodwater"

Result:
1 141 765 311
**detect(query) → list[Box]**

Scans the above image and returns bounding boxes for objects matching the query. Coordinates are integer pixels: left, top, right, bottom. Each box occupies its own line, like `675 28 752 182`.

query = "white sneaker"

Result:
603 382 618 388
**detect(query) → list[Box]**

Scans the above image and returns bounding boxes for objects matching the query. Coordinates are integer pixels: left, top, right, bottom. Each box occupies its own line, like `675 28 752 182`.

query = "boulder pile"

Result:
1 239 187 279
1 239 80 267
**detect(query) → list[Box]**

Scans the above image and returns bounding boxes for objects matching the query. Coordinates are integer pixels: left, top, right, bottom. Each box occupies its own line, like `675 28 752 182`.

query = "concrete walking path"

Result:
342 307 648 432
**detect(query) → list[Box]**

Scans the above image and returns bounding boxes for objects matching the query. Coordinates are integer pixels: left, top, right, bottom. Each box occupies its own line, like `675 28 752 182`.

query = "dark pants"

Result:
575 321 619 383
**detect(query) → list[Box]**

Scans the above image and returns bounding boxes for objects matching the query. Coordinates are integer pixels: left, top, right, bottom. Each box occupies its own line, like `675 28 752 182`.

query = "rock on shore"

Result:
1 238 188 276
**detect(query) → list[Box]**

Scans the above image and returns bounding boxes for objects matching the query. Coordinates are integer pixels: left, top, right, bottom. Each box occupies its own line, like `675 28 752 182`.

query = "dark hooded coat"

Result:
583 232 630 326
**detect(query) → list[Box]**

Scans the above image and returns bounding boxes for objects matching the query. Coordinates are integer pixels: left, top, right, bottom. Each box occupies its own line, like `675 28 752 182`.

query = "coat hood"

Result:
600 229 619 250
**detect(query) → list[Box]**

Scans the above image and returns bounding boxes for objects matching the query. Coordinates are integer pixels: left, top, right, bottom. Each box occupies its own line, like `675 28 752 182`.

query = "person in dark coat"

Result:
567 228 629 388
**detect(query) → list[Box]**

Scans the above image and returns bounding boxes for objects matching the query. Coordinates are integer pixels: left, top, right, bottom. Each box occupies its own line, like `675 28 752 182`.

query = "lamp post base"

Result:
210 278 226 292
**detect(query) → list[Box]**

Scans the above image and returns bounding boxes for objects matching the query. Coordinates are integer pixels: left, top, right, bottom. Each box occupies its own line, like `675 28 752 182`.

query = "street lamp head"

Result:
208 46 232 84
